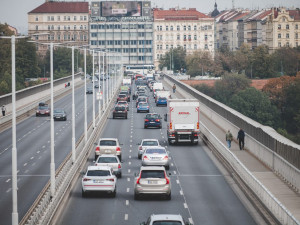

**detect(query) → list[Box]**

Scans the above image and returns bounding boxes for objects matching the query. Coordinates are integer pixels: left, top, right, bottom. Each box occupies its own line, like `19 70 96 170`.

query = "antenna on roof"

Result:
232 0 235 9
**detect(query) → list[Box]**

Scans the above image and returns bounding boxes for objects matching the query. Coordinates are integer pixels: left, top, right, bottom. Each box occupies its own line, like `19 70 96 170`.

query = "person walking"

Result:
225 130 233 149
172 84 176 93
237 128 245 150
2 105 6 117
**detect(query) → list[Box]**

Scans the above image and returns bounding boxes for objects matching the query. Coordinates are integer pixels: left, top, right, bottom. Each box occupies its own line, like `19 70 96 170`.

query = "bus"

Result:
125 65 154 75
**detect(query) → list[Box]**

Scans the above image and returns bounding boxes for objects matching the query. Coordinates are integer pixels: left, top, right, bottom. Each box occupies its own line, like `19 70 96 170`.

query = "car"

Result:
117 94 128 102
119 90 130 102
95 154 122 178
156 97 168 106
136 97 148 107
86 87 93 94
36 102 50 116
116 101 129 111
113 105 128 119
144 113 162 129
94 138 122 161
134 166 171 200
137 102 150 113
53 108 67 121
94 83 100 88
137 139 160 159
140 214 193 225
142 147 170 170
81 166 116 197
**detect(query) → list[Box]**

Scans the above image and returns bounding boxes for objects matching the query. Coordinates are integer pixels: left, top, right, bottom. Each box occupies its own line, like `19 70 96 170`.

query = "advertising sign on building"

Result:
101 1 141 17
91 2 101 17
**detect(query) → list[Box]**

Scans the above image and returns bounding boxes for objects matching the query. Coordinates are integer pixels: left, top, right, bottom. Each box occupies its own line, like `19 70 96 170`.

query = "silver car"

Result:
141 147 170 170
134 166 171 200
95 154 122 178
137 139 160 159
94 138 122 161
140 214 193 225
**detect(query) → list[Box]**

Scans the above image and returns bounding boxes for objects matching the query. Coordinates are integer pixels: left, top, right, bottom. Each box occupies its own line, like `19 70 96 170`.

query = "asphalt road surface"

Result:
56 82 257 225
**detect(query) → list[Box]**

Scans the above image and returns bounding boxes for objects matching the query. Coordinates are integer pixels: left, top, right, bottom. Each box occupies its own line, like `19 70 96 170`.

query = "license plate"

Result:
93 180 103 183
148 180 158 184
118 111 123 112
105 150 111 153
150 122 155 123
56 117 60 118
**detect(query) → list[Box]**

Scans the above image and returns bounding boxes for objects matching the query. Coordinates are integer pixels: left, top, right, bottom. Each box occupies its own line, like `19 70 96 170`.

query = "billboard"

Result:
91 2 101 17
101 1 142 17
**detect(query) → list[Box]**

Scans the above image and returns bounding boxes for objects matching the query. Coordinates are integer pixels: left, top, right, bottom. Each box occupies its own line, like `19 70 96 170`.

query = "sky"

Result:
0 0 299 34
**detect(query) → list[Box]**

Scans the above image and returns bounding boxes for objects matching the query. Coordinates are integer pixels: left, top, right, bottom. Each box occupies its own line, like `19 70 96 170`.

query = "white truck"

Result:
152 82 163 98
165 99 200 145
122 78 131 86
155 90 170 102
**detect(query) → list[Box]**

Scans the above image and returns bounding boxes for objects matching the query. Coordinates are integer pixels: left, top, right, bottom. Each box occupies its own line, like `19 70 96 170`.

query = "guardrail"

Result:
164 75 300 193
19 77 122 225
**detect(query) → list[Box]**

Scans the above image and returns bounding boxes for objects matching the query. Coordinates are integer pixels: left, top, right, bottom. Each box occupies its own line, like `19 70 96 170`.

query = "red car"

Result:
36 102 50 116
117 94 128 102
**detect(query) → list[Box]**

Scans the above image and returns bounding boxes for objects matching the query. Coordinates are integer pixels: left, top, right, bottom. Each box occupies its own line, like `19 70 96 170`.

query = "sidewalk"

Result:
162 80 300 222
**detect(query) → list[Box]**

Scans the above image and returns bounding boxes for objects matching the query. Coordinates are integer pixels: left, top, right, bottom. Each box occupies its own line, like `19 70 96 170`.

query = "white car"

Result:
137 139 160 159
95 154 122 178
94 138 122 161
142 147 170 170
140 214 193 225
82 166 117 197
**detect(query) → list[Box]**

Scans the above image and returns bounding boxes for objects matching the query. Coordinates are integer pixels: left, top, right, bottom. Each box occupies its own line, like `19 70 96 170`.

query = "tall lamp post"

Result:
71 46 76 163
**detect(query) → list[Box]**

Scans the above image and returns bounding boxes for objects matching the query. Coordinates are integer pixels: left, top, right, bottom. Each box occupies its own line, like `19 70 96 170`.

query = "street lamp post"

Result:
84 48 87 143
50 43 55 197
98 52 102 119
102 51 105 109
106 52 109 104
92 50 95 129
71 46 76 163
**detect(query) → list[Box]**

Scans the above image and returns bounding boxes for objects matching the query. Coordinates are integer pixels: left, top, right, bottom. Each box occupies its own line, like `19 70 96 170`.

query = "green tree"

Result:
186 50 215 77
229 87 280 127
214 73 251 104
251 45 275 78
193 84 215 98
159 47 186 72
233 44 253 75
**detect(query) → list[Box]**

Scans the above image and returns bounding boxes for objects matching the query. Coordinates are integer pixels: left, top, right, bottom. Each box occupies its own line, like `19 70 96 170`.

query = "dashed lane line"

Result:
6 179 10 183
127 177 130 182
126 200 129 206
184 203 188 208
127 188 130 192
124 214 128 220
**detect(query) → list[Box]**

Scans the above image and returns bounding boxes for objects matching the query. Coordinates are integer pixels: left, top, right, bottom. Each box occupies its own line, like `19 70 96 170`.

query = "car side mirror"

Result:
164 114 167 122
140 223 146 225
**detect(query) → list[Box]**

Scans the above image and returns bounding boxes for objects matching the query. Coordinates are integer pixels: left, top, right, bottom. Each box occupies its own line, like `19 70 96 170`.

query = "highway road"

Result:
56 83 257 225
0 80 109 224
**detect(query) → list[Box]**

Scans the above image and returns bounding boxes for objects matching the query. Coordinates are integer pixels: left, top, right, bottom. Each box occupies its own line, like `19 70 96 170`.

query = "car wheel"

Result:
111 188 116 198
118 155 122 161
147 110 149 113
138 154 141 159
36 114 39 117
118 173 122 178
144 125 147 129
159 125 162 129
165 165 170 170
113 115 115 119
125 115 127 119
134 193 140 200
95 154 98 161
156 104 158 106
82 189 87 198
166 192 171 200
137 111 139 113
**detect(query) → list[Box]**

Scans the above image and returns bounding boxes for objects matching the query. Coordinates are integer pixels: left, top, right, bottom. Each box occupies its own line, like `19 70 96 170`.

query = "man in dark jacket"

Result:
237 128 245 150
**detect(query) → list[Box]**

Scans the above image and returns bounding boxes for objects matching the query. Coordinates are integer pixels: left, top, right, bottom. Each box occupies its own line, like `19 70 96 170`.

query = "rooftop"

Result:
153 8 211 21
28 1 89 14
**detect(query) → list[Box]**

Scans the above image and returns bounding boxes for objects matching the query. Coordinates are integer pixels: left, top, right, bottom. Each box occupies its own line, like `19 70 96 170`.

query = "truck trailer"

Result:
165 99 200 145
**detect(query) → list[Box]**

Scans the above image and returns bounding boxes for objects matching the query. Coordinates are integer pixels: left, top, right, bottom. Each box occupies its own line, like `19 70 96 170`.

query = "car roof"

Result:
144 146 166 150
146 113 159 116
117 101 127 103
87 165 111 171
142 139 159 142
97 154 118 158
99 138 118 141
150 214 184 222
140 166 166 171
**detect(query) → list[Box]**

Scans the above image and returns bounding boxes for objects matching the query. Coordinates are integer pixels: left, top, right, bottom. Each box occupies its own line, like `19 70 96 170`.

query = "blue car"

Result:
144 113 162 129
156 97 167 106
137 102 149 113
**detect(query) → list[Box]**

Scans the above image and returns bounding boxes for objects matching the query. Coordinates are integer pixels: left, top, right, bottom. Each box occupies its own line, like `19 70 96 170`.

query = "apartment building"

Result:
153 8 214 69
89 1 153 67
28 1 89 55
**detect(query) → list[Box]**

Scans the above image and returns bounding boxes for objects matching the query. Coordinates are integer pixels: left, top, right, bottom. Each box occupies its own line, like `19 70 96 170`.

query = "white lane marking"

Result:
130 135 132 138
128 162 131 165
42 145 46 148
124 214 128 220
37 151 40 154
6 179 11 183
189 218 193 224
24 170 29 174
23 163 27 167
6 188 12 193
173 171 177 175
171 163 174 166
184 203 188 208
47 141 50 143
130 140 132 142
129 155 131 159
129 150 132 153
162 136 165 139
131 131 133 134
176 179 179 184
30 157 34 160
130 145 132 147
180 190 183 195
128 169 131 173
17 139 21 141
126 188 130 192
32 162 36 166
126 200 129 206
38 156 42 159
127 177 130 182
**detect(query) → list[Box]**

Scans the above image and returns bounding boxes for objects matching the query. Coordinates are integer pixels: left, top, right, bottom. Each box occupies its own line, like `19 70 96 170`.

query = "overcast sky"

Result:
0 0 299 34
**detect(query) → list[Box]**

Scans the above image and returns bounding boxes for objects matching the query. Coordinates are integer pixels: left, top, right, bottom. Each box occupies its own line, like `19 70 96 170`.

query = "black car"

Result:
53 108 67 121
113 106 127 119
144 113 162 129
36 102 50 116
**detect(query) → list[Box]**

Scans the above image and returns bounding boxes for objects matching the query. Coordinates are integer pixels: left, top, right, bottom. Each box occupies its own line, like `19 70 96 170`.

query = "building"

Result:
7 25 18 35
28 1 89 55
153 8 214 69
89 1 153 68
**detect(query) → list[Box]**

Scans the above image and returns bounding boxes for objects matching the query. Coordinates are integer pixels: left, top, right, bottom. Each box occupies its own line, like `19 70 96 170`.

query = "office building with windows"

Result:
28 1 89 55
90 1 153 67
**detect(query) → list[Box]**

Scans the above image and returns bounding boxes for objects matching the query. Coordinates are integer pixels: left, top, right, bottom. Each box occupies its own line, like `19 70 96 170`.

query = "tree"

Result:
214 73 251 104
229 87 280 127
193 84 215 98
233 44 253 75
215 44 234 73
158 47 186 72
251 45 275 78
186 50 215 77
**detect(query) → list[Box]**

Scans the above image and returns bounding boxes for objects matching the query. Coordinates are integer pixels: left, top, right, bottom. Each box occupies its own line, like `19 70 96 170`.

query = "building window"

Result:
286 42 289 47
74 16 77 21
170 26 173 31
194 35 197 40
286 24 289 30
80 16 83 21
188 35 191 40
188 25 191 30
183 44 186 49
296 42 298 47
58 25 60 30
166 44 169 50
278 42 281 47
91 33 97 37
177 25 180 31
177 34 180 40
64 16 66 21
160 45 162 50
194 25 197 30
194 44 197 49
67 16 70 21
296 24 298 30
84 16 87 21
166 25 169 31
35 25 38 31
171 44 173 49
73 34 77 40
80 25 83 30
51 25 54 30
74 25 77 30
286 33 289 39
278 33 281 38
51 16 54 21
205 34 208 41
58 35 60 40
57 16 60 21
278 24 281 29
183 25 186 31
160 26 162 31
48 25 51 30
205 44 208 49
183 35 186 40
157 26 159 31
35 16 38 21
68 25 70 30
296 33 299 39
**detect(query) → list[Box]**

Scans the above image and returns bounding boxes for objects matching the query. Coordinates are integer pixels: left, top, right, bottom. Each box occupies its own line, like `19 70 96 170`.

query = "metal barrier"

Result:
164 75 300 192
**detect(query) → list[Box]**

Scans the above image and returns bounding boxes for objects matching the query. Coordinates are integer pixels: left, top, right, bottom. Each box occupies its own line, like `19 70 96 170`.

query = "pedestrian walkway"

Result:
162 79 300 223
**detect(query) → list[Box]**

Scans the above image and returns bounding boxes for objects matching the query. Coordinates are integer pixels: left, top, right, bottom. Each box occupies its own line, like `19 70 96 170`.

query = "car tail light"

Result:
143 155 149 160
118 164 121 169
145 119 149 122
95 146 100 152
83 178 91 181
155 119 160 122
139 146 142 150
36 110 39 113
164 172 170 184
170 122 172 129
116 147 121 152
136 174 141 184
171 134 175 137
163 156 168 160
106 178 115 182
197 122 199 129
137 106 140 109
194 133 198 137
147 106 149 108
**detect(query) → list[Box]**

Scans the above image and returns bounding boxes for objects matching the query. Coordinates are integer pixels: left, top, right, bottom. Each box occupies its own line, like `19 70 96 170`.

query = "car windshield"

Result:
119 94 126 98
115 107 125 111
39 106 48 110
86 170 110 176
140 170 165 178
54 109 64 113
159 97 167 100
138 98 147 102
99 140 117 146
153 222 182 225
146 114 159 119
139 103 148 107
142 141 159 146
97 157 118 163
145 148 166 154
